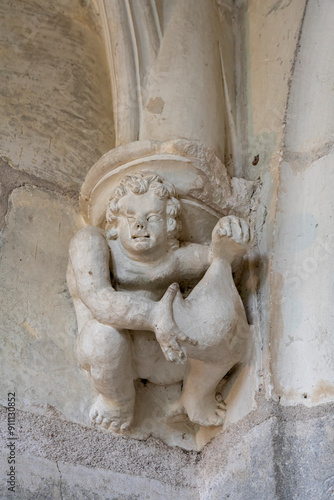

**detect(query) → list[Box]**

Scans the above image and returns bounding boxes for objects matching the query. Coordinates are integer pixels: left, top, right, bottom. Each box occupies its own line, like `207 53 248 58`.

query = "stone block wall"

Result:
1 0 333 499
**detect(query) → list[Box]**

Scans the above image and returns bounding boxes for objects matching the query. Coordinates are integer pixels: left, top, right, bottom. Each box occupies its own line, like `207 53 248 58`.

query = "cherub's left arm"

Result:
174 243 212 279
174 216 251 278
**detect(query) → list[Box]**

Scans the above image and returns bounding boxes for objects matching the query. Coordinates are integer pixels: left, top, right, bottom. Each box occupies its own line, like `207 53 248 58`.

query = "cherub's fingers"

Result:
160 282 179 308
161 342 187 364
219 219 232 238
167 347 178 362
168 347 187 364
223 220 232 237
232 219 242 241
161 343 178 362
240 219 250 242
176 330 197 346
225 215 238 225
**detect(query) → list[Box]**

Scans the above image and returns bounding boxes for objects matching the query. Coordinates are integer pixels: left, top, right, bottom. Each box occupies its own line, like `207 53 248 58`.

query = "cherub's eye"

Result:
147 215 160 222
127 216 136 223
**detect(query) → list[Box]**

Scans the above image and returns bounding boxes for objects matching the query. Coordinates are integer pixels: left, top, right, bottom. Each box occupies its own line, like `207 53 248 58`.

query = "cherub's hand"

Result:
154 283 197 364
212 215 251 262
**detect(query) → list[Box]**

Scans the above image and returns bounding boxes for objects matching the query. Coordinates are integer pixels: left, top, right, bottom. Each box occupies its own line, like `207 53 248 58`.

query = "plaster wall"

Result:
0 0 114 192
1 0 334 498
0 0 114 422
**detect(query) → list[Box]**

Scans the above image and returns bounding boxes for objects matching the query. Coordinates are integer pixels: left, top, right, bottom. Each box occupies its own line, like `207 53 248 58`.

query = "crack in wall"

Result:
0 156 79 231
56 461 64 500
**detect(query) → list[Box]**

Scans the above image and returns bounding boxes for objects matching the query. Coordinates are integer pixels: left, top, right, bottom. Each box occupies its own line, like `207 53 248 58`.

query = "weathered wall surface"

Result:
0 407 198 500
0 0 114 422
198 399 334 500
1 0 334 498
1 399 333 499
235 0 308 393
0 0 114 191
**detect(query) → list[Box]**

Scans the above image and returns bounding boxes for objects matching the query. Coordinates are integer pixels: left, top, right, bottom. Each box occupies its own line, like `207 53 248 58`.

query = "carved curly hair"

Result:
106 171 182 248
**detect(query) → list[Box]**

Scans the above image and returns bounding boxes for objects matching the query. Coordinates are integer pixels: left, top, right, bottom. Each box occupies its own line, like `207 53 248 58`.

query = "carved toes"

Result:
95 416 102 425
102 418 112 429
120 421 131 431
212 407 226 425
110 419 131 432
183 399 227 427
89 395 133 432
89 406 99 421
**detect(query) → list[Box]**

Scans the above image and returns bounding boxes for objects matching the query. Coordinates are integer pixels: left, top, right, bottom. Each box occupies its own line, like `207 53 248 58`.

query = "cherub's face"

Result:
116 190 168 259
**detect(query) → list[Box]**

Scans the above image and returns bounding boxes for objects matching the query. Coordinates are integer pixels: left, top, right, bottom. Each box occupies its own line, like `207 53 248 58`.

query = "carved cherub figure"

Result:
67 171 252 431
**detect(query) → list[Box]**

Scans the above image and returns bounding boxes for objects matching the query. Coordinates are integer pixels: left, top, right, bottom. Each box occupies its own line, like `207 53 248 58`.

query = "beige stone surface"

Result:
0 186 93 422
244 0 307 178
239 0 307 400
0 0 114 191
284 1 334 153
1 0 333 495
271 154 334 405
0 451 196 500
98 0 234 164
270 0 334 405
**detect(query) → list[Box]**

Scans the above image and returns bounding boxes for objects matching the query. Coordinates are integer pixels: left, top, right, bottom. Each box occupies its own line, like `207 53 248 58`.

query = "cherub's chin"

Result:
131 239 152 250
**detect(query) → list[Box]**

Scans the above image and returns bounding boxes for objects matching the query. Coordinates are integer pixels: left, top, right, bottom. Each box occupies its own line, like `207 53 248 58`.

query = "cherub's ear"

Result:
106 227 118 240
167 218 177 233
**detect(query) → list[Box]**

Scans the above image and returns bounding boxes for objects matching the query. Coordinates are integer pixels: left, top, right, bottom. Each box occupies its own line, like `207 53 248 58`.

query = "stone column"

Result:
97 0 231 162
271 0 334 405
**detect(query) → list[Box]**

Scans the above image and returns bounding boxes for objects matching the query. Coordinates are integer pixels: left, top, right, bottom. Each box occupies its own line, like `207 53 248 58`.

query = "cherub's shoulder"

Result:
71 225 105 242
69 226 108 257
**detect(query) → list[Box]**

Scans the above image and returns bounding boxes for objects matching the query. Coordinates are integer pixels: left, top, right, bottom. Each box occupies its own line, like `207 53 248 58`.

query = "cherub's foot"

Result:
89 394 134 432
182 395 226 427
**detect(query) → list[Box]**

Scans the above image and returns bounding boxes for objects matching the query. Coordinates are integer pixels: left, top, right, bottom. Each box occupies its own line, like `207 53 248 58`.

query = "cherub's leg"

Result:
175 359 235 426
78 319 135 431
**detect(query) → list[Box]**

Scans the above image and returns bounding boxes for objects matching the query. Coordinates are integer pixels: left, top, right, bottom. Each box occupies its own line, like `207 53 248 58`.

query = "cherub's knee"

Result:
77 319 131 369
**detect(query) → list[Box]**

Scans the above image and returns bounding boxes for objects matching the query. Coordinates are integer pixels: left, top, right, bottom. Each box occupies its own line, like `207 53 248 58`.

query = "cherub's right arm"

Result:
69 226 195 362
69 226 157 331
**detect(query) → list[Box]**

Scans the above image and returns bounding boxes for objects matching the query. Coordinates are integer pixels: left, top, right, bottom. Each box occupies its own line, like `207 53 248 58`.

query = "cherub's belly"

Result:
112 270 177 300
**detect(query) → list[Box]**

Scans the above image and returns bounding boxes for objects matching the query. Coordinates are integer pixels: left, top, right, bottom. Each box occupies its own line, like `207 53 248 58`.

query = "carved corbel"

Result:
68 139 254 449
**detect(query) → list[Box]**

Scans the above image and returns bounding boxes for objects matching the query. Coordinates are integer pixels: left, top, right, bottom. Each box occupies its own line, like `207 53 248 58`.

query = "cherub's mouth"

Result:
132 235 150 240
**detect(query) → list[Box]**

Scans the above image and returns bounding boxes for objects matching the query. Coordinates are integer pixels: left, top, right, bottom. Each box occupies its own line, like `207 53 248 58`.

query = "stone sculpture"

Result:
67 142 253 435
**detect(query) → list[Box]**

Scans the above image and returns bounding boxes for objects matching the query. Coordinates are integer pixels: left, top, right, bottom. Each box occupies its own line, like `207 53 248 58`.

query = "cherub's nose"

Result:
136 218 146 230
